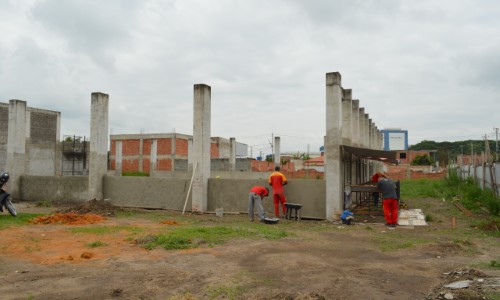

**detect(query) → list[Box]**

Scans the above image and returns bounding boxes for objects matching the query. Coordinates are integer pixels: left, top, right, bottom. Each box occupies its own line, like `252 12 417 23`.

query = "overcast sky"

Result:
1 0 499 157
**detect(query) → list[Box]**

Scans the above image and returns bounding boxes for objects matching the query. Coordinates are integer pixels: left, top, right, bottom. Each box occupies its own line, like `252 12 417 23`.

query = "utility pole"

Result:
494 127 499 162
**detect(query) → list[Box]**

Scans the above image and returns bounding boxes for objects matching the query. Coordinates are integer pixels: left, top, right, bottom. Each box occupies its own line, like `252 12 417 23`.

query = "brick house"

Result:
110 133 247 174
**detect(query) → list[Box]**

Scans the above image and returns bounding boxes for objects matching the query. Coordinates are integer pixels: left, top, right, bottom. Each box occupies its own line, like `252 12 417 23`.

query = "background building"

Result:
382 128 408 151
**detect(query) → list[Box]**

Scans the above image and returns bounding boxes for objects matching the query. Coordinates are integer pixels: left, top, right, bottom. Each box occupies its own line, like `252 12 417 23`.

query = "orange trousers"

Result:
273 194 287 217
383 198 399 225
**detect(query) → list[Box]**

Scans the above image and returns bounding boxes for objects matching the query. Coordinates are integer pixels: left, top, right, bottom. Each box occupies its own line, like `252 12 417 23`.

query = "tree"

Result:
411 154 435 166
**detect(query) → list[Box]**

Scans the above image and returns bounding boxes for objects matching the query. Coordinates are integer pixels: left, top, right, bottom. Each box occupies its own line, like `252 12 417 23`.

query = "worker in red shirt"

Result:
248 185 269 222
268 165 288 217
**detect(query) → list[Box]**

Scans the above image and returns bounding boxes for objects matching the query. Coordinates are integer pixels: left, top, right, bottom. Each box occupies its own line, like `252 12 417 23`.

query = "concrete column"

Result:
351 100 359 147
341 89 352 146
150 139 157 172
364 114 370 148
187 138 193 171
325 72 343 221
274 136 281 166
229 137 236 171
88 92 109 200
368 119 374 175
364 114 370 177
115 140 123 175
192 84 211 213
171 134 176 171
358 108 365 148
54 112 62 176
139 137 143 172
6 99 27 199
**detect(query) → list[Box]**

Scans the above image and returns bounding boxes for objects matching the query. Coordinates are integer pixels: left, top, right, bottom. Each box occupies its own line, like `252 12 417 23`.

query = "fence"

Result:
455 162 500 196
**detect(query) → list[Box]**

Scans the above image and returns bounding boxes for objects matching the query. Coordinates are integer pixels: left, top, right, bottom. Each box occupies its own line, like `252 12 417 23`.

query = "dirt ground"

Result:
0 199 499 300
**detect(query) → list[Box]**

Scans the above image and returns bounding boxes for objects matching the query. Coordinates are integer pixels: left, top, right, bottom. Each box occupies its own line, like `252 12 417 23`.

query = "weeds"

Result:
69 225 144 235
0 213 43 230
86 240 108 248
138 225 288 250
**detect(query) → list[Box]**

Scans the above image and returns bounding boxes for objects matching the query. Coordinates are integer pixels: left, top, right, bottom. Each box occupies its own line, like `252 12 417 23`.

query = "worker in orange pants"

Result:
268 165 288 217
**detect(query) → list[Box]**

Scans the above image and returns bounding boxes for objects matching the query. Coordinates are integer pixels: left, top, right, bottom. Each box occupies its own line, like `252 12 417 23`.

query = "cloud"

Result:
1 0 499 154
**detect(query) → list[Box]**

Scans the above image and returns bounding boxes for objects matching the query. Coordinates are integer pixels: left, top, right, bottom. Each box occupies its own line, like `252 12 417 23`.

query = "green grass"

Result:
69 225 144 235
86 240 108 248
122 171 149 177
374 232 431 252
400 174 500 216
0 213 43 230
138 225 288 250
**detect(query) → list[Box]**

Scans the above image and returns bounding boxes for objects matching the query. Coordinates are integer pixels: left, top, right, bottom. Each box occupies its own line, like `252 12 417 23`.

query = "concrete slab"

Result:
398 209 428 226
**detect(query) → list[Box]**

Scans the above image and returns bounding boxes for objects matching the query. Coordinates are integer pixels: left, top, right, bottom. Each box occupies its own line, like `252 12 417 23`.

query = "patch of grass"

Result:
167 292 196 300
0 213 44 230
69 225 144 235
122 171 149 177
208 285 246 300
139 225 288 250
374 233 431 252
425 214 434 222
86 240 108 248
35 200 52 207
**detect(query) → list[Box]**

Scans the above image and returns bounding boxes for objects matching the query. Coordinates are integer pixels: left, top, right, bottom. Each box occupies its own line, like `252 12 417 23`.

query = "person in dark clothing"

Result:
376 174 398 228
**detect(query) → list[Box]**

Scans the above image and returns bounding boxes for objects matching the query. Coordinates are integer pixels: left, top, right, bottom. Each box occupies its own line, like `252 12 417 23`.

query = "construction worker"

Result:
268 165 287 217
377 174 398 228
248 185 269 222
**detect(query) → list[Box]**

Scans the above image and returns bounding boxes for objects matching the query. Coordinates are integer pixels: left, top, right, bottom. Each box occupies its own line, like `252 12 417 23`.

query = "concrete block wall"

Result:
18 175 326 219
0 104 8 172
20 175 88 202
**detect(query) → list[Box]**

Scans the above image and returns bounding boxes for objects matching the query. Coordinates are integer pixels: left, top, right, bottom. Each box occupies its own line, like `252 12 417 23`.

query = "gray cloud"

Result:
0 0 499 154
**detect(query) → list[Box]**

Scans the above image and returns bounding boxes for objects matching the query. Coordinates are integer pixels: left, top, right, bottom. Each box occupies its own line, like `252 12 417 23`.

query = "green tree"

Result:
411 154 434 165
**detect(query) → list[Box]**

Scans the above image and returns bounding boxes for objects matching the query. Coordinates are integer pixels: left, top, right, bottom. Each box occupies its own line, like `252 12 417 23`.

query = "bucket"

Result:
215 207 224 217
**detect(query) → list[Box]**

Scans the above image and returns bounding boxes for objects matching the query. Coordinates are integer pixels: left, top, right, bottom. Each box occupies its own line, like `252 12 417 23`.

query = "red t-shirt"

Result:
249 186 269 197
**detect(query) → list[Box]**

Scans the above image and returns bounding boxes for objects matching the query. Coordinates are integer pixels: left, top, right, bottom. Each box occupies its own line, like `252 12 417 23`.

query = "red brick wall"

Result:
176 138 188 155
158 138 172 155
211 143 219 158
158 159 172 171
143 139 152 155
122 139 140 156
122 159 139 173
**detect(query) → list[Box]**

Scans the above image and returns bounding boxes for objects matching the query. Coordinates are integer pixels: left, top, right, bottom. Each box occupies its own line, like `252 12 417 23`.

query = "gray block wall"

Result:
19 175 326 219
0 104 8 172
20 175 88 202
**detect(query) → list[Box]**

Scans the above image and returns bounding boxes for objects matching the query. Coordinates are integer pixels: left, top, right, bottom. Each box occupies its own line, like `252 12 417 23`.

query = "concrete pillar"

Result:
139 137 143 172
192 84 211 213
274 136 281 166
351 100 359 184
115 140 123 175
364 114 370 178
150 139 157 172
171 134 176 171
88 92 109 200
230 137 236 171
358 108 365 148
341 89 352 146
6 99 27 199
351 100 359 147
325 72 343 221
364 114 370 148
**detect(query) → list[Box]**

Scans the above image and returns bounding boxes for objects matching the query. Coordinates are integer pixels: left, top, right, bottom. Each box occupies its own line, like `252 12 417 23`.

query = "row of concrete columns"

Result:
6 73 385 219
325 72 384 221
